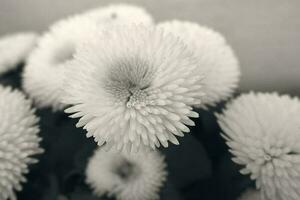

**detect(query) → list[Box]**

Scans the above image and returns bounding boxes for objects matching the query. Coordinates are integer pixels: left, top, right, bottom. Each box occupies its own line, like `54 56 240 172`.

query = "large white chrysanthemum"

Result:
83 3 154 26
63 25 204 151
0 32 38 75
157 20 240 107
217 92 300 200
22 15 99 110
86 148 167 200
0 85 43 200
238 189 261 200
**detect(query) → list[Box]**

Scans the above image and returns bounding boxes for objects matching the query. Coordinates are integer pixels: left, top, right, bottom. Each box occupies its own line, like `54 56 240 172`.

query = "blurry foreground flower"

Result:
83 3 154 26
0 32 38 75
158 20 240 107
0 85 43 200
238 189 261 200
63 25 204 151
217 92 300 200
86 148 167 200
23 15 99 110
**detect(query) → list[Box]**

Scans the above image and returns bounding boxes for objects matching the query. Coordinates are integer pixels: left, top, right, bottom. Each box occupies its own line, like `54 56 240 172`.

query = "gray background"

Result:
0 0 299 94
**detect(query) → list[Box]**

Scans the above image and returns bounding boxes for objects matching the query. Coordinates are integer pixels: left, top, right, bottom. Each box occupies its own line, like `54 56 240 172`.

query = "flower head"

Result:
86 148 167 200
239 189 261 200
158 20 240 107
0 32 38 75
217 92 300 200
0 85 43 200
22 15 99 110
83 3 154 26
63 25 204 151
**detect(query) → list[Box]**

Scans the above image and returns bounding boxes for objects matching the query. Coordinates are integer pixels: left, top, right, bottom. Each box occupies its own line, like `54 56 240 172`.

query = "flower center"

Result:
114 159 140 182
126 87 148 108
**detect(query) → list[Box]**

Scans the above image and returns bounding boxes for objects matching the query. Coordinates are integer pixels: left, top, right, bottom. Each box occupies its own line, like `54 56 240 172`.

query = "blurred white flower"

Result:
239 189 261 200
0 32 38 75
217 92 300 200
22 15 99 110
0 85 43 200
158 20 240 108
86 148 167 200
63 25 204 151
83 3 154 26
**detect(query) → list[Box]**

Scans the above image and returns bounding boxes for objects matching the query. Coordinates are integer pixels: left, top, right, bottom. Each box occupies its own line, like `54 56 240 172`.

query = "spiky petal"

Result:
63 25 204 151
0 85 43 200
217 92 300 200
158 20 240 107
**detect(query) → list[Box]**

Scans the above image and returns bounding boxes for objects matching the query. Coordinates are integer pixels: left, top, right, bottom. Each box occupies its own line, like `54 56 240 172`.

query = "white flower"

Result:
0 32 38 75
0 85 43 200
22 15 99 110
83 3 154 26
86 148 167 200
217 92 300 200
239 189 261 200
63 25 204 152
157 20 240 107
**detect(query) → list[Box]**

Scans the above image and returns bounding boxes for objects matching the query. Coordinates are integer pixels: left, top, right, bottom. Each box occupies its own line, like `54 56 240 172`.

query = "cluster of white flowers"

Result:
86 148 167 200
0 85 43 200
0 32 38 75
217 92 300 200
2 3 247 199
23 4 154 111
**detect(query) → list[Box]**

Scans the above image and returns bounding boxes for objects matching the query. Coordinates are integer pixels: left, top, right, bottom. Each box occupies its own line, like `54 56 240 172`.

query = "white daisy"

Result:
63 25 204 151
22 15 99 110
86 148 167 200
64 26 202 150
239 189 261 200
83 3 154 26
0 85 43 200
0 32 38 75
157 20 240 107
217 92 300 200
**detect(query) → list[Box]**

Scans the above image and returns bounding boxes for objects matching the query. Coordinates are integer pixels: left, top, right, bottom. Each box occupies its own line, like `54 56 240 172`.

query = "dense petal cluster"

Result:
63 25 204 151
23 4 154 111
86 148 167 200
158 20 240 107
217 92 300 200
22 15 99 110
83 3 154 26
238 189 261 200
0 85 43 200
0 32 38 75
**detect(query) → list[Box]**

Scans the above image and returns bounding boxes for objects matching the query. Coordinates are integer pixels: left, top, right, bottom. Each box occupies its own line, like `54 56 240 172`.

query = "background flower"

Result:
0 32 38 75
217 92 300 200
86 148 167 200
22 15 99 110
0 85 43 200
63 25 204 151
82 3 154 26
22 4 154 111
238 189 261 200
157 20 240 108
